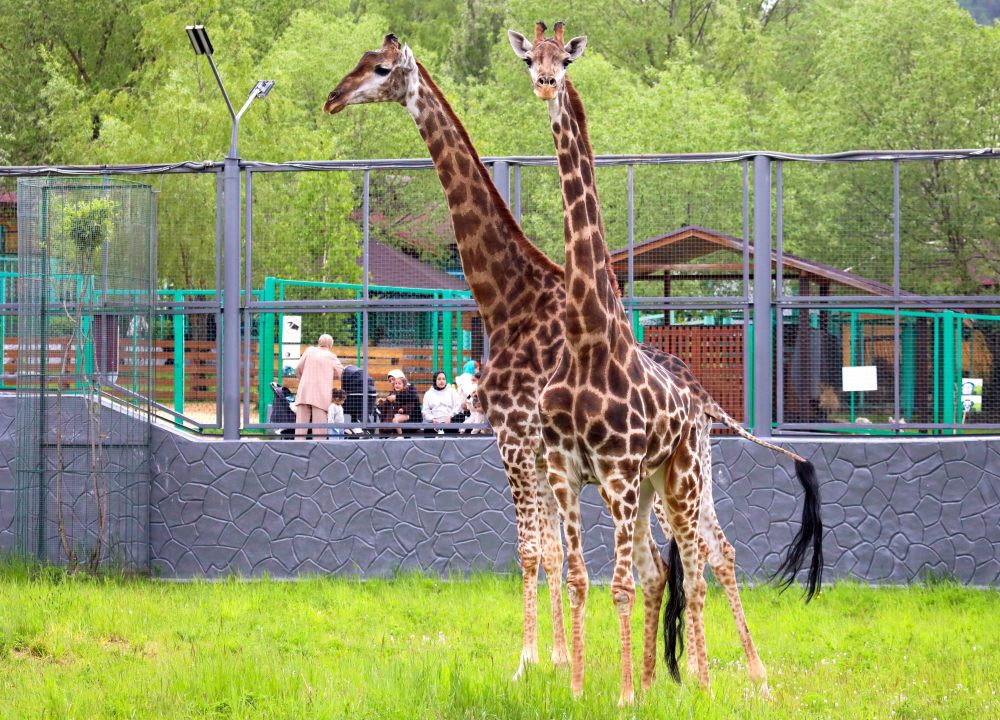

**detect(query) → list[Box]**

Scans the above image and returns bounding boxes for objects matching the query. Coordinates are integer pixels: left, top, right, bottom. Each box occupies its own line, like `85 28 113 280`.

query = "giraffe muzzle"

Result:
534 77 557 99
323 89 346 114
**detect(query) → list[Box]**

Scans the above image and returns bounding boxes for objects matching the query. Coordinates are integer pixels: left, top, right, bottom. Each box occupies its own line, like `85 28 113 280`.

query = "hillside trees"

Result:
0 0 995 298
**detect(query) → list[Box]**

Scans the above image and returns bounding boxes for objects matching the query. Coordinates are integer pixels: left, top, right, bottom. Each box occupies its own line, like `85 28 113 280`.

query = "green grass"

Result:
1 561 997 719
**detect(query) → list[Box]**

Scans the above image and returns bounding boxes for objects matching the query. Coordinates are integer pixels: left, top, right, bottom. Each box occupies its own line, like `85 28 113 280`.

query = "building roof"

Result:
609 224 898 296
361 238 468 291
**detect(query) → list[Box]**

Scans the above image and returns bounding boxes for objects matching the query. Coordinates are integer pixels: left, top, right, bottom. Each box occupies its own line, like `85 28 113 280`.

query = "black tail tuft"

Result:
773 459 824 601
663 538 685 682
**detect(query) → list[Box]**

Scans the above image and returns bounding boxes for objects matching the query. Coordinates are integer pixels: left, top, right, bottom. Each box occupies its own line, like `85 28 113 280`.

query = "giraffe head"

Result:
323 34 417 115
507 21 587 102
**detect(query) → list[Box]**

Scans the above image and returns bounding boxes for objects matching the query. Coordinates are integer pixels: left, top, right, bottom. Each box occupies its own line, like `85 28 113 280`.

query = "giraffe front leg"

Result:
501 446 542 682
536 458 569 667
603 471 640 707
547 451 588 697
633 481 666 692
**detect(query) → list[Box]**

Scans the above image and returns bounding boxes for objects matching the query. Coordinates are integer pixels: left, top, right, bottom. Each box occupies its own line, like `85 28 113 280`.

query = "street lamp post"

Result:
186 25 274 439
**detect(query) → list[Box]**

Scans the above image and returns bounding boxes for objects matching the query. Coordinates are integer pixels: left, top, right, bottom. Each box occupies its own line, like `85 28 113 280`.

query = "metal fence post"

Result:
173 291 185 414
752 155 773 437
258 277 275 423
492 161 510 206
222 155 242 439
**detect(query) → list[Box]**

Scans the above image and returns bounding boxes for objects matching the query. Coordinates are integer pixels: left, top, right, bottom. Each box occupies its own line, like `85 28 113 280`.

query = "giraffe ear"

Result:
399 43 416 71
564 36 587 62
507 30 533 59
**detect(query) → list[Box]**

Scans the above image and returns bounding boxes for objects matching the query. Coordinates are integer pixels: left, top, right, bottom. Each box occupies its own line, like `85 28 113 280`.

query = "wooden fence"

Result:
643 325 745 421
3 338 441 404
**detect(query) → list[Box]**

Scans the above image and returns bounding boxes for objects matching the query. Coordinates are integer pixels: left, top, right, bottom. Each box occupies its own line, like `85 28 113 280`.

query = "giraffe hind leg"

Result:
696 421 769 694
500 444 542 682
536 455 569 667
634 479 667 692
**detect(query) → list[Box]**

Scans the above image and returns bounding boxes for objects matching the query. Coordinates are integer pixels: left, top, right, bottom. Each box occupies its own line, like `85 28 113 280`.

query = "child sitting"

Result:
328 388 347 437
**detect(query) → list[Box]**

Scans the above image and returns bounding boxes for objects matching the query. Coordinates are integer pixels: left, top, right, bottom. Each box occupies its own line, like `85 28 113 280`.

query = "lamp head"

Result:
254 80 275 99
185 25 213 56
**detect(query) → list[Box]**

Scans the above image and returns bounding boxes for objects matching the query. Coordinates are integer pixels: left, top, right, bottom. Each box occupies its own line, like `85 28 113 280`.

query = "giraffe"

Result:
507 22 824 702
508 20 785 692
323 34 723 682
324 35 568 678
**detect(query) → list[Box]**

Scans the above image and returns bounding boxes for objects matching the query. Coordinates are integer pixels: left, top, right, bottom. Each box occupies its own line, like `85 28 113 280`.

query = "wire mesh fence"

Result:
14 176 156 569
2 150 998 439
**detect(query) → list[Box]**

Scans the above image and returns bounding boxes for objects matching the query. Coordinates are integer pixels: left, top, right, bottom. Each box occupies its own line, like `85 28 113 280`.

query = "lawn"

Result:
0 562 997 719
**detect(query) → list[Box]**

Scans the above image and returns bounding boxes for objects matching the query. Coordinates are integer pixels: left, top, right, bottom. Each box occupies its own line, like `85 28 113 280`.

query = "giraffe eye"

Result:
562 59 572 69
374 65 392 76
523 58 533 68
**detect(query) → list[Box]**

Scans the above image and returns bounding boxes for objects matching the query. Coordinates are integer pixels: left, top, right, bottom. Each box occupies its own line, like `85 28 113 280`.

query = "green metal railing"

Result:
2 260 995 433
255 278 473 422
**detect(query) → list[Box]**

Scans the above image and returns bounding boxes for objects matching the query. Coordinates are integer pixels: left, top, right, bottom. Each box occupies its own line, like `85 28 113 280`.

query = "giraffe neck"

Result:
547 80 634 350
404 63 562 334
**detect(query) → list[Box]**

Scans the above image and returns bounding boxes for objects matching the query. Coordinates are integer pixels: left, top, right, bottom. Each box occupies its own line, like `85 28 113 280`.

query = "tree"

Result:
0 0 146 164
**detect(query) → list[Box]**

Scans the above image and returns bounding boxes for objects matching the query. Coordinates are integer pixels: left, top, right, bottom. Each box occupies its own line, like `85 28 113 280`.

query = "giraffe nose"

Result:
323 89 344 113
536 76 556 88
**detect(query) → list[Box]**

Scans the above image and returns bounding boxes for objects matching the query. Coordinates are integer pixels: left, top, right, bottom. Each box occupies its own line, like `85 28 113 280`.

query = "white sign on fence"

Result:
842 365 878 392
282 315 302 345
962 377 983 413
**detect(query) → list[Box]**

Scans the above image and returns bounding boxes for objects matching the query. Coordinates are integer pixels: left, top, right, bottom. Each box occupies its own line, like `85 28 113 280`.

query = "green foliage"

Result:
1 0 998 295
58 196 119 270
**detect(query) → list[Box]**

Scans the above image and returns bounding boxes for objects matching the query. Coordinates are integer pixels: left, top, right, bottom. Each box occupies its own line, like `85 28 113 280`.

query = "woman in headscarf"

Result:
454 359 479 400
422 371 462 432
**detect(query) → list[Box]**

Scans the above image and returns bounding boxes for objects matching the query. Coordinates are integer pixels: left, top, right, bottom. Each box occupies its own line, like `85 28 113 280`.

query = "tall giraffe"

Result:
508 21 813 693
323 34 720 681
324 35 569 678
507 23 823 702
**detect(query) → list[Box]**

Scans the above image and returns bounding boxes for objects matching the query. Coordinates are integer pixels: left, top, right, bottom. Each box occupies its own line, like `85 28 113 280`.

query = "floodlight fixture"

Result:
185 25 213 56
253 80 276 99
183 25 276 157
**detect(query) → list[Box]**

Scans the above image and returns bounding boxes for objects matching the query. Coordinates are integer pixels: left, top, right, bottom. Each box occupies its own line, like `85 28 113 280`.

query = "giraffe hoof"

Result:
758 682 774 702
511 650 538 682
617 690 635 707
551 648 569 667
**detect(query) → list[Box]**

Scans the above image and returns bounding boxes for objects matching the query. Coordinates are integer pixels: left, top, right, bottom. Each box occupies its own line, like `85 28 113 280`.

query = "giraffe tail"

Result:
714 408 824 602
663 538 684 683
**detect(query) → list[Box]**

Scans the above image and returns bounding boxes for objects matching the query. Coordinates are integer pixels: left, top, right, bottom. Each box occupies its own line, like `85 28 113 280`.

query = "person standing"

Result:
294 333 344 438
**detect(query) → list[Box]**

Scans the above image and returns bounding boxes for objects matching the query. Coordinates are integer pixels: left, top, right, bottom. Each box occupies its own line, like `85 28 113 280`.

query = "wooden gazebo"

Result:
608 225 904 422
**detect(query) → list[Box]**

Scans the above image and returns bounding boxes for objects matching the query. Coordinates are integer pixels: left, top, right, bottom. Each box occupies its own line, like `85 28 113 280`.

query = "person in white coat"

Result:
422 371 462 432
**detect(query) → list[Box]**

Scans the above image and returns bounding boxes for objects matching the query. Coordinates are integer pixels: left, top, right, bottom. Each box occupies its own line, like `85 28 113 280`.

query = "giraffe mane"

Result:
563 77 624 299
416 62 564 278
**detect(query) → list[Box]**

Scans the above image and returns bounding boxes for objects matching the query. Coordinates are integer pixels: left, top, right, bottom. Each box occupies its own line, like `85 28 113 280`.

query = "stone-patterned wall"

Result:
0 394 149 565
0 396 16 550
143 427 1000 585
2 399 998 585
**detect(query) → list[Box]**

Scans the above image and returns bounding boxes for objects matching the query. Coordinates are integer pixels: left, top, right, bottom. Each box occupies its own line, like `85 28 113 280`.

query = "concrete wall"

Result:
0 395 150 566
0 397 16 551
146 426 1000 585
3 398 998 585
